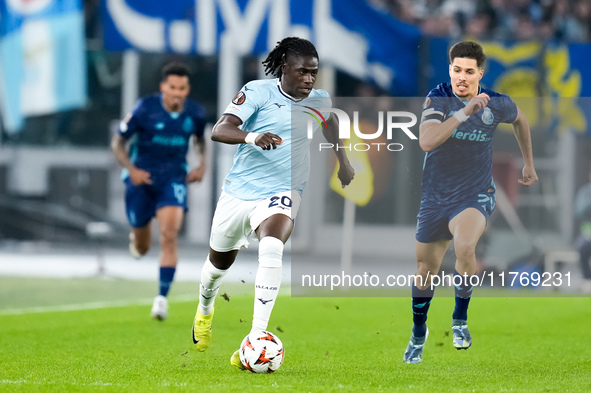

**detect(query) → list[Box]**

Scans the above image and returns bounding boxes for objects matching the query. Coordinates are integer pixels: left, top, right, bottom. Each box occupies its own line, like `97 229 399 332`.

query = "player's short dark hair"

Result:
449 41 487 68
262 37 319 79
161 62 191 82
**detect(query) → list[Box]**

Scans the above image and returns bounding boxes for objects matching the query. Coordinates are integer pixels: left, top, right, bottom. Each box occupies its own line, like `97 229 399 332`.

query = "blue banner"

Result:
0 0 86 134
100 0 420 95
569 44 591 97
331 0 420 95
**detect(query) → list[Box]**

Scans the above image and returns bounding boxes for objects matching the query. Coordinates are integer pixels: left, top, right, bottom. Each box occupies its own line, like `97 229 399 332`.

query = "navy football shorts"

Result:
415 190 496 243
124 177 188 228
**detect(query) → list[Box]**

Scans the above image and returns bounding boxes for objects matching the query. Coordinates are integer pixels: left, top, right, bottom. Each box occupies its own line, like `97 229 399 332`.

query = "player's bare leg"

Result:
150 206 184 321
130 224 151 258
449 208 485 276
209 248 240 270
415 239 451 290
255 213 293 242
156 206 184 268
448 208 487 349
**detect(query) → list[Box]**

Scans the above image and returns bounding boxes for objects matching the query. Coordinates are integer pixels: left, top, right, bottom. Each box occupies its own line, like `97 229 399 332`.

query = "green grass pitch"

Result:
0 277 589 392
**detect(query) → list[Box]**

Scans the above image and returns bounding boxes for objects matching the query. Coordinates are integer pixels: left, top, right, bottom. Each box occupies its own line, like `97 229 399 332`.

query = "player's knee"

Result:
454 241 477 261
159 228 178 247
414 267 433 289
258 236 284 268
415 266 430 279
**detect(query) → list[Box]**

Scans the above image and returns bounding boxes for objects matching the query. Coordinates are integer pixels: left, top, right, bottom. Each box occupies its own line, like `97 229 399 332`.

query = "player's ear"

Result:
478 68 484 80
448 64 453 77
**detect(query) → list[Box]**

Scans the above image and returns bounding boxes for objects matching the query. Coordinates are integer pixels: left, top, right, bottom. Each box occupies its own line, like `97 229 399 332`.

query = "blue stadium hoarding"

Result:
100 0 421 96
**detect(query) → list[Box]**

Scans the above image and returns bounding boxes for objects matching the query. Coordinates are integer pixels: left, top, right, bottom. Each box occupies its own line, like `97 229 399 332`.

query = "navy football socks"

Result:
159 266 176 297
411 284 434 338
452 269 473 321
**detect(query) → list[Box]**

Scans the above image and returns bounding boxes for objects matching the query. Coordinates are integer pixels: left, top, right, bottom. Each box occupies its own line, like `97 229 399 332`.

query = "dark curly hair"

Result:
262 37 319 79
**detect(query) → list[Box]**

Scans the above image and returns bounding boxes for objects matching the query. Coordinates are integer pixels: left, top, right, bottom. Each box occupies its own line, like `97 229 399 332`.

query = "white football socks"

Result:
198 256 228 316
251 236 284 334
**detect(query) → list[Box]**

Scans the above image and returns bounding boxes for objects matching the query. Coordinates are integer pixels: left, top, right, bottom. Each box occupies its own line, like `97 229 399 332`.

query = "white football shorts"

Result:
209 190 302 252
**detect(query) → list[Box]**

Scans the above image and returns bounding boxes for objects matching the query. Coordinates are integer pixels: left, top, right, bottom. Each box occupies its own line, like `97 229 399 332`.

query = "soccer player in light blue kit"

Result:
111 62 207 321
403 41 538 363
191 37 355 368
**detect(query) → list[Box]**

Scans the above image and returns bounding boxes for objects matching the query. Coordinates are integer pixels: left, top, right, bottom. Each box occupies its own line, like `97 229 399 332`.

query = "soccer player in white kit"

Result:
191 37 355 368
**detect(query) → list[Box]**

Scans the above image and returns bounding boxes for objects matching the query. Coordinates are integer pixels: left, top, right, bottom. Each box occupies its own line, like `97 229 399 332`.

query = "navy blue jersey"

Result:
419 83 518 204
118 94 206 184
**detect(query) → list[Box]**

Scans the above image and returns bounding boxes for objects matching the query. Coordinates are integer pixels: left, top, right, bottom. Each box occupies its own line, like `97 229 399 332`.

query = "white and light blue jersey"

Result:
222 79 331 200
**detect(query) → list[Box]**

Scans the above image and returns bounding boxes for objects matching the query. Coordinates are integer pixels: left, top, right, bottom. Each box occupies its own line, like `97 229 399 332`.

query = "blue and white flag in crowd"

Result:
0 0 86 134
101 0 420 95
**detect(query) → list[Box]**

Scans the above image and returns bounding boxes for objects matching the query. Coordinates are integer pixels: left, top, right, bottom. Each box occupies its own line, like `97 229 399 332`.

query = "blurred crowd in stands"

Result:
368 0 591 42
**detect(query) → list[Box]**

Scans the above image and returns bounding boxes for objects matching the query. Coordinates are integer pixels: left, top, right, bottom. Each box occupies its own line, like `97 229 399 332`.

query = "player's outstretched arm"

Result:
212 115 282 150
512 107 538 186
419 93 490 152
322 115 354 188
110 133 152 185
186 134 207 183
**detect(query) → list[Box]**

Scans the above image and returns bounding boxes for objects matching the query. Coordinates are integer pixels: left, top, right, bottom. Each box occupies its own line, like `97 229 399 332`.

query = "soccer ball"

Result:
239 331 284 373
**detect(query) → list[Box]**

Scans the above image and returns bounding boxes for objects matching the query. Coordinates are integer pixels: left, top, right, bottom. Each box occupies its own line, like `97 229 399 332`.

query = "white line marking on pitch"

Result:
1 379 190 387
0 294 196 316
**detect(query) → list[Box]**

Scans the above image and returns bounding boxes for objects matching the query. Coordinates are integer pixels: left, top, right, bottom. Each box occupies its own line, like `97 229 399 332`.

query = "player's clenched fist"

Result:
518 165 539 186
464 93 490 115
254 132 283 150
129 167 152 186
338 162 355 188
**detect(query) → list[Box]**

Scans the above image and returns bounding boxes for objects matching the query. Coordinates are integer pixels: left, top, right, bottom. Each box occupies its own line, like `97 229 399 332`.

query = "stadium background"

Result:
0 0 590 292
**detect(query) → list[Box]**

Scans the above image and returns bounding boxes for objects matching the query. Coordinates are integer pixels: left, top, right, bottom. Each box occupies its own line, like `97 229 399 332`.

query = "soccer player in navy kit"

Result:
403 41 538 363
189 37 355 368
111 62 207 321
